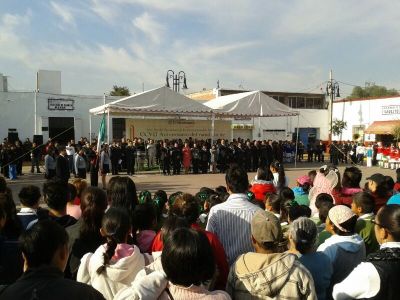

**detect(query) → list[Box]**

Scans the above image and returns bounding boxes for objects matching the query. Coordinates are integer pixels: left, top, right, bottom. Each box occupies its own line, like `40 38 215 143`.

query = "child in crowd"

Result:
152 190 168 231
116 227 230 300
28 180 77 229
270 160 289 191
365 173 392 213
292 175 311 206
250 167 276 202
133 203 156 254
288 204 311 223
279 187 295 227
352 191 379 255
308 170 317 186
317 201 334 245
67 183 81 220
77 207 151 300
288 217 333 300
265 193 281 219
72 178 88 205
309 165 339 214
17 185 41 229
317 205 366 294
199 193 224 225
333 166 363 206
138 190 152 205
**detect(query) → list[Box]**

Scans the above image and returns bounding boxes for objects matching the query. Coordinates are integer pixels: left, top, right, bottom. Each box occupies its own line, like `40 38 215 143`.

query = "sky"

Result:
1 0 400 97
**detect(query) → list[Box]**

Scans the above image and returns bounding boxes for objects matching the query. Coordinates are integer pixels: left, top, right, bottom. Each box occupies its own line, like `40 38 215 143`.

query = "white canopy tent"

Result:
89 86 212 143
204 90 298 117
204 90 301 166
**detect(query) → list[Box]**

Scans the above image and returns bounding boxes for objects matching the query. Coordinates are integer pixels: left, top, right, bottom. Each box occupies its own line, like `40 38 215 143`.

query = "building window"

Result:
297 97 305 108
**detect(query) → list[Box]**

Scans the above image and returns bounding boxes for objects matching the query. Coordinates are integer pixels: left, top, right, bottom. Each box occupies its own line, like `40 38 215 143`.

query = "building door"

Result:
48 117 74 144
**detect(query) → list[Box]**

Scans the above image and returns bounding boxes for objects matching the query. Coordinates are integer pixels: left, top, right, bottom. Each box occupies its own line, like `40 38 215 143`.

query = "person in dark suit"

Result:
56 147 70 183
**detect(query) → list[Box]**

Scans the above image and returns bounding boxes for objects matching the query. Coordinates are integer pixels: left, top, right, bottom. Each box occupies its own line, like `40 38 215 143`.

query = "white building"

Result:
332 96 400 143
0 70 120 144
0 90 120 144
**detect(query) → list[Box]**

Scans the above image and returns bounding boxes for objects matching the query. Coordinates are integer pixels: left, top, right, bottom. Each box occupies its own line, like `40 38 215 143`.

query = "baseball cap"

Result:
328 205 356 233
366 173 385 185
251 210 282 244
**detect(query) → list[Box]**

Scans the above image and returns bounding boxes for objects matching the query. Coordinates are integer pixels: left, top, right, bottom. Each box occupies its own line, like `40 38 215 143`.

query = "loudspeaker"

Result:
33 135 43 146
7 132 19 143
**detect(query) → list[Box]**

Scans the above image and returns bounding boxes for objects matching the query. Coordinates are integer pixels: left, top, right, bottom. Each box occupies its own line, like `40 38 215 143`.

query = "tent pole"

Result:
211 113 215 145
294 114 300 168
107 109 110 144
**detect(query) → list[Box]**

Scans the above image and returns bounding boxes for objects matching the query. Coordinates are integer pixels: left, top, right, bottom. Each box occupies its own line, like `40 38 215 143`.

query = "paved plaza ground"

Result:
6 161 398 206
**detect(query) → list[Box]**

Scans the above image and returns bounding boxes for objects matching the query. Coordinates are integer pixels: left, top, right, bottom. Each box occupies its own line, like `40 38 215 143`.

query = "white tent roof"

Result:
204 90 299 117
90 86 212 116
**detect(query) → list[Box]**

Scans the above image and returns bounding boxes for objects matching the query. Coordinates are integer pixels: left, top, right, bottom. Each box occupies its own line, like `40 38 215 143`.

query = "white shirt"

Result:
272 172 289 190
332 242 400 300
206 193 262 265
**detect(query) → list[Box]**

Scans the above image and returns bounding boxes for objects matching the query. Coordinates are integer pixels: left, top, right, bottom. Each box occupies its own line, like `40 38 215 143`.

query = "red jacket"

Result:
250 180 276 202
332 187 363 207
371 192 391 213
151 223 229 290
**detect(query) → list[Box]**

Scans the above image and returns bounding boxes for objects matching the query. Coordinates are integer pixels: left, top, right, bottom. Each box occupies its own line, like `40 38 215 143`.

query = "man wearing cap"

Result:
226 210 316 299
317 205 365 293
206 165 262 265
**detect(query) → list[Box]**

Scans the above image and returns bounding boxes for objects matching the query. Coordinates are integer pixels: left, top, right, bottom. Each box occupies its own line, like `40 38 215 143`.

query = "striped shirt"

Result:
206 193 262 265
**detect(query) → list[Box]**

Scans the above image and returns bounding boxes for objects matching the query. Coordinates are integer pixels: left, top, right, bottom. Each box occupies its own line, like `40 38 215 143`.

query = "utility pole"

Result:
326 70 340 143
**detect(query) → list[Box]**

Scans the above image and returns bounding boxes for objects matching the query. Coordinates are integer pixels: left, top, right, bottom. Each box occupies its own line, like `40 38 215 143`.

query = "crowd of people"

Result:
2 135 395 186
0 156 400 299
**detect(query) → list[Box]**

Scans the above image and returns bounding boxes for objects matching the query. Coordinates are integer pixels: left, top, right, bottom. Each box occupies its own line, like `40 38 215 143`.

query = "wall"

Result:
0 91 119 143
332 96 400 141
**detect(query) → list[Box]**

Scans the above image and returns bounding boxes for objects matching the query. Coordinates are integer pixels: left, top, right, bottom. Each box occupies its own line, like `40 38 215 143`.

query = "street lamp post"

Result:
326 70 340 143
166 70 188 93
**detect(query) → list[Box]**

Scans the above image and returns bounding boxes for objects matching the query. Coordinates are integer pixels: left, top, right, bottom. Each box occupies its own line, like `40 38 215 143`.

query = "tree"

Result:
348 84 398 99
110 85 130 96
392 125 400 142
332 119 347 138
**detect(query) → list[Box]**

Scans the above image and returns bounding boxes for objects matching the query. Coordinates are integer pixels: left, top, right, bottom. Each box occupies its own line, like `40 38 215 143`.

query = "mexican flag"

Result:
97 113 106 151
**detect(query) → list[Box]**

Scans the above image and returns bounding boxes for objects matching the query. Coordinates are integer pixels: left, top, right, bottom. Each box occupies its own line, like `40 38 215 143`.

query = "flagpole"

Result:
107 109 110 144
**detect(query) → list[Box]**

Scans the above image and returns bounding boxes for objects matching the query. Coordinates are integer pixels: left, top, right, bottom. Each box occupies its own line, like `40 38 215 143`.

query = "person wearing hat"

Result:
317 205 366 293
288 217 333 300
292 175 312 206
365 173 392 213
226 210 316 299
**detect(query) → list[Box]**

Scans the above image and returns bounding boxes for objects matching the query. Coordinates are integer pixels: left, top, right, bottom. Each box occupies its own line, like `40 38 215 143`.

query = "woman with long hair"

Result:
77 208 151 300
66 187 108 277
107 176 139 213
270 160 288 192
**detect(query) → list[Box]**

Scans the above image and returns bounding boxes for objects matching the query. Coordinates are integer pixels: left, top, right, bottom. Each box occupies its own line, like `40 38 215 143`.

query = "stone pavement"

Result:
6 162 398 205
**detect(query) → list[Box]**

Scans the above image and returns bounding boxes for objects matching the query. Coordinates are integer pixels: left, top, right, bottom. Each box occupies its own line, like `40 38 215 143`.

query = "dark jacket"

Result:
55 155 69 182
0 266 105 300
0 236 23 285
